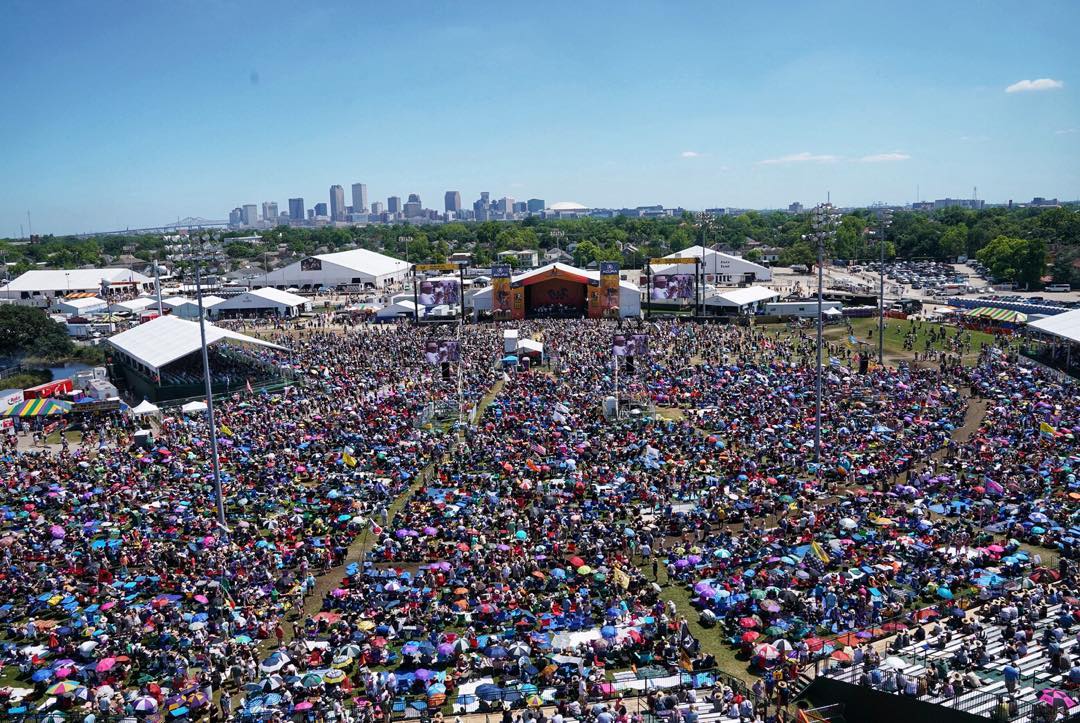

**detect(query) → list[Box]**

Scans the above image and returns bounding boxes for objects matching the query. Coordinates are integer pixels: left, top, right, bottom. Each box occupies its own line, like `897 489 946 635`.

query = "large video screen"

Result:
651 274 694 300
612 333 649 357
418 279 459 308
423 339 461 364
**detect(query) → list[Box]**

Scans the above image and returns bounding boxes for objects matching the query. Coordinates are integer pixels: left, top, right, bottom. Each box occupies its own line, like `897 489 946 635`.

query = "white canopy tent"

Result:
129 399 161 417
181 400 208 414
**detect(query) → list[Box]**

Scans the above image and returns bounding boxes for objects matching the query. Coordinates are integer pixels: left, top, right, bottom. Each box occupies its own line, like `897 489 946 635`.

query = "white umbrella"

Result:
882 656 907 670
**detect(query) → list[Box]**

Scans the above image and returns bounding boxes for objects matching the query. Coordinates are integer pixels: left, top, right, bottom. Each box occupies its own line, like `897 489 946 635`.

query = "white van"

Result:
1046 283 1072 292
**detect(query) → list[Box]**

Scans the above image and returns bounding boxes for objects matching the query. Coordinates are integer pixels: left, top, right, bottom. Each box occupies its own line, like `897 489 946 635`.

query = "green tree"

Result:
744 249 763 263
778 242 816 270
938 224 968 260
976 235 1047 287
0 305 76 360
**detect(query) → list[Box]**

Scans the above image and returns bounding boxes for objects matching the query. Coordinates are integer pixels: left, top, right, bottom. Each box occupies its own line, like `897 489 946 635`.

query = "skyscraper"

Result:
473 192 491 221
288 198 305 221
387 196 402 214
527 198 545 213
404 194 423 218
370 201 384 215
262 201 278 222
314 202 328 217
497 197 515 215
329 185 345 221
351 183 368 213
242 204 259 226
444 191 461 213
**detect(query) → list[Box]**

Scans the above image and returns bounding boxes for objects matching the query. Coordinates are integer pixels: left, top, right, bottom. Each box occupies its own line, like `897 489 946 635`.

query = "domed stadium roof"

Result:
548 201 588 211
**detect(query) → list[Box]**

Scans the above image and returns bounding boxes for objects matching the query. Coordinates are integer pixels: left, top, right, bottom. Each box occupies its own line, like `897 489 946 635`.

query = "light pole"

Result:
810 203 838 463
191 233 228 539
398 235 414 264
876 209 893 366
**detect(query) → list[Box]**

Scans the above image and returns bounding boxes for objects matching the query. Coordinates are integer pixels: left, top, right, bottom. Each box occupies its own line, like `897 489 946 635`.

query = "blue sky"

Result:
2 0 1078 236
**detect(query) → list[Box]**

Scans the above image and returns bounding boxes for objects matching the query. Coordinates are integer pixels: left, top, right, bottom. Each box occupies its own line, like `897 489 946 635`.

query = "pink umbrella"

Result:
50 525 66 539
296 701 313 711
194 594 209 604
96 657 116 672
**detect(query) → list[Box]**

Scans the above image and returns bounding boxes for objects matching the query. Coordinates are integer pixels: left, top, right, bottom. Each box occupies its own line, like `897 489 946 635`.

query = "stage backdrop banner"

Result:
511 282 526 320
491 265 513 318
600 262 621 315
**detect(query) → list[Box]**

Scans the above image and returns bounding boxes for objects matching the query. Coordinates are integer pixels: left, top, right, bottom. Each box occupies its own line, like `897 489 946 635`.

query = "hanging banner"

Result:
491 265 513 319
599 261 621 315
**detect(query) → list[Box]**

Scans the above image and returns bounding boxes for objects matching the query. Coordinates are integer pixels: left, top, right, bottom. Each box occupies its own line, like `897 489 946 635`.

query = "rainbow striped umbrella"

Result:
2 398 73 417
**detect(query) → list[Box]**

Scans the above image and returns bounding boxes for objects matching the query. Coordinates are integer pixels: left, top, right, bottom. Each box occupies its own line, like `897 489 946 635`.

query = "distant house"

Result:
448 252 473 265
498 249 539 268
544 248 574 264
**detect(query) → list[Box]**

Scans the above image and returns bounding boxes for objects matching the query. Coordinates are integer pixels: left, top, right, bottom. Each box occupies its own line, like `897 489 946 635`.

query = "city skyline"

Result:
2 0 1078 236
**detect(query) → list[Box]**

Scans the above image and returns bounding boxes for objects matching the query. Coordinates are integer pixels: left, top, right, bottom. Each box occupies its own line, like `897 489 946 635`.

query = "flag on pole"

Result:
219 423 234 437
246 379 254 394
810 541 830 564
343 451 357 468
1039 421 1057 437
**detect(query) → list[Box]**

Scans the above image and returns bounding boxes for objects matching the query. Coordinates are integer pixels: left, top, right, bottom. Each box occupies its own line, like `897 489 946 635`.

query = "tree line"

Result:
2 205 1077 287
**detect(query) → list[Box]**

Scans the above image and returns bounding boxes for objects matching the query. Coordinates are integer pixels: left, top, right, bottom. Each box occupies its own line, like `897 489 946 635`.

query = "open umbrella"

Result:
1038 689 1076 709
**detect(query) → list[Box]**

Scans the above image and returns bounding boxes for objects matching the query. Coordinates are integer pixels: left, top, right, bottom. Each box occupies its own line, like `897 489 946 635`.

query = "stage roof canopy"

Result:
108 314 285 374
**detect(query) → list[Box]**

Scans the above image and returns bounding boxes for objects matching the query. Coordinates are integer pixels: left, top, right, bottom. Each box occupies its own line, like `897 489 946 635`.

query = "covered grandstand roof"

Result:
108 314 284 373
1028 308 1080 345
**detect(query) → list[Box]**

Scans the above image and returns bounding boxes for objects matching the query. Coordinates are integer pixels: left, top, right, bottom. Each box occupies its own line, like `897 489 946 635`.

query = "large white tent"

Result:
211 287 311 318
653 246 772 283
703 285 779 314
108 314 284 375
1 268 154 305
264 248 409 290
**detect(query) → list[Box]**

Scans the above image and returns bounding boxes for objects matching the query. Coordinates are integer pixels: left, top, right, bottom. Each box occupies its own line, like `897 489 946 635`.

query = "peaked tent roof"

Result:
311 248 410 277
1 268 152 292
1028 307 1080 344
707 285 780 307
654 246 771 275
248 287 309 306
108 314 285 373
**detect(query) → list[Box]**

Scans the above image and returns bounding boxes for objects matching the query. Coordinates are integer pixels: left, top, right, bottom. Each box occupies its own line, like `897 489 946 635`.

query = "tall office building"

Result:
314 202 328 217
497 197 515 215
288 198 305 221
242 204 259 226
473 192 491 221
387 196 402 214
351 183 368 213
403 195 423 218
329 185 346 221
527 198 545 213
262 201 278 222
444 191 462 213
229 207 243 226
370 201 384 215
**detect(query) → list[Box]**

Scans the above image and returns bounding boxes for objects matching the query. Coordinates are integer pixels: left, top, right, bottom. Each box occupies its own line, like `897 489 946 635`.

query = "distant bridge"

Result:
72 217 230 238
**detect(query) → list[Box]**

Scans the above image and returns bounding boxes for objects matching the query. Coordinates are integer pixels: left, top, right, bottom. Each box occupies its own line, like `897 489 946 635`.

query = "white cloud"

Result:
680 150 701 158
758 152 840 165
860 152 911 163
1056 128 1078 135
1005 78 1064 93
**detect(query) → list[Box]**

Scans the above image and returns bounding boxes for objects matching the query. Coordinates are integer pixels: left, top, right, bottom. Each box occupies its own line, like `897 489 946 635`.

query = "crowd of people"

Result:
0 316 1076 723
